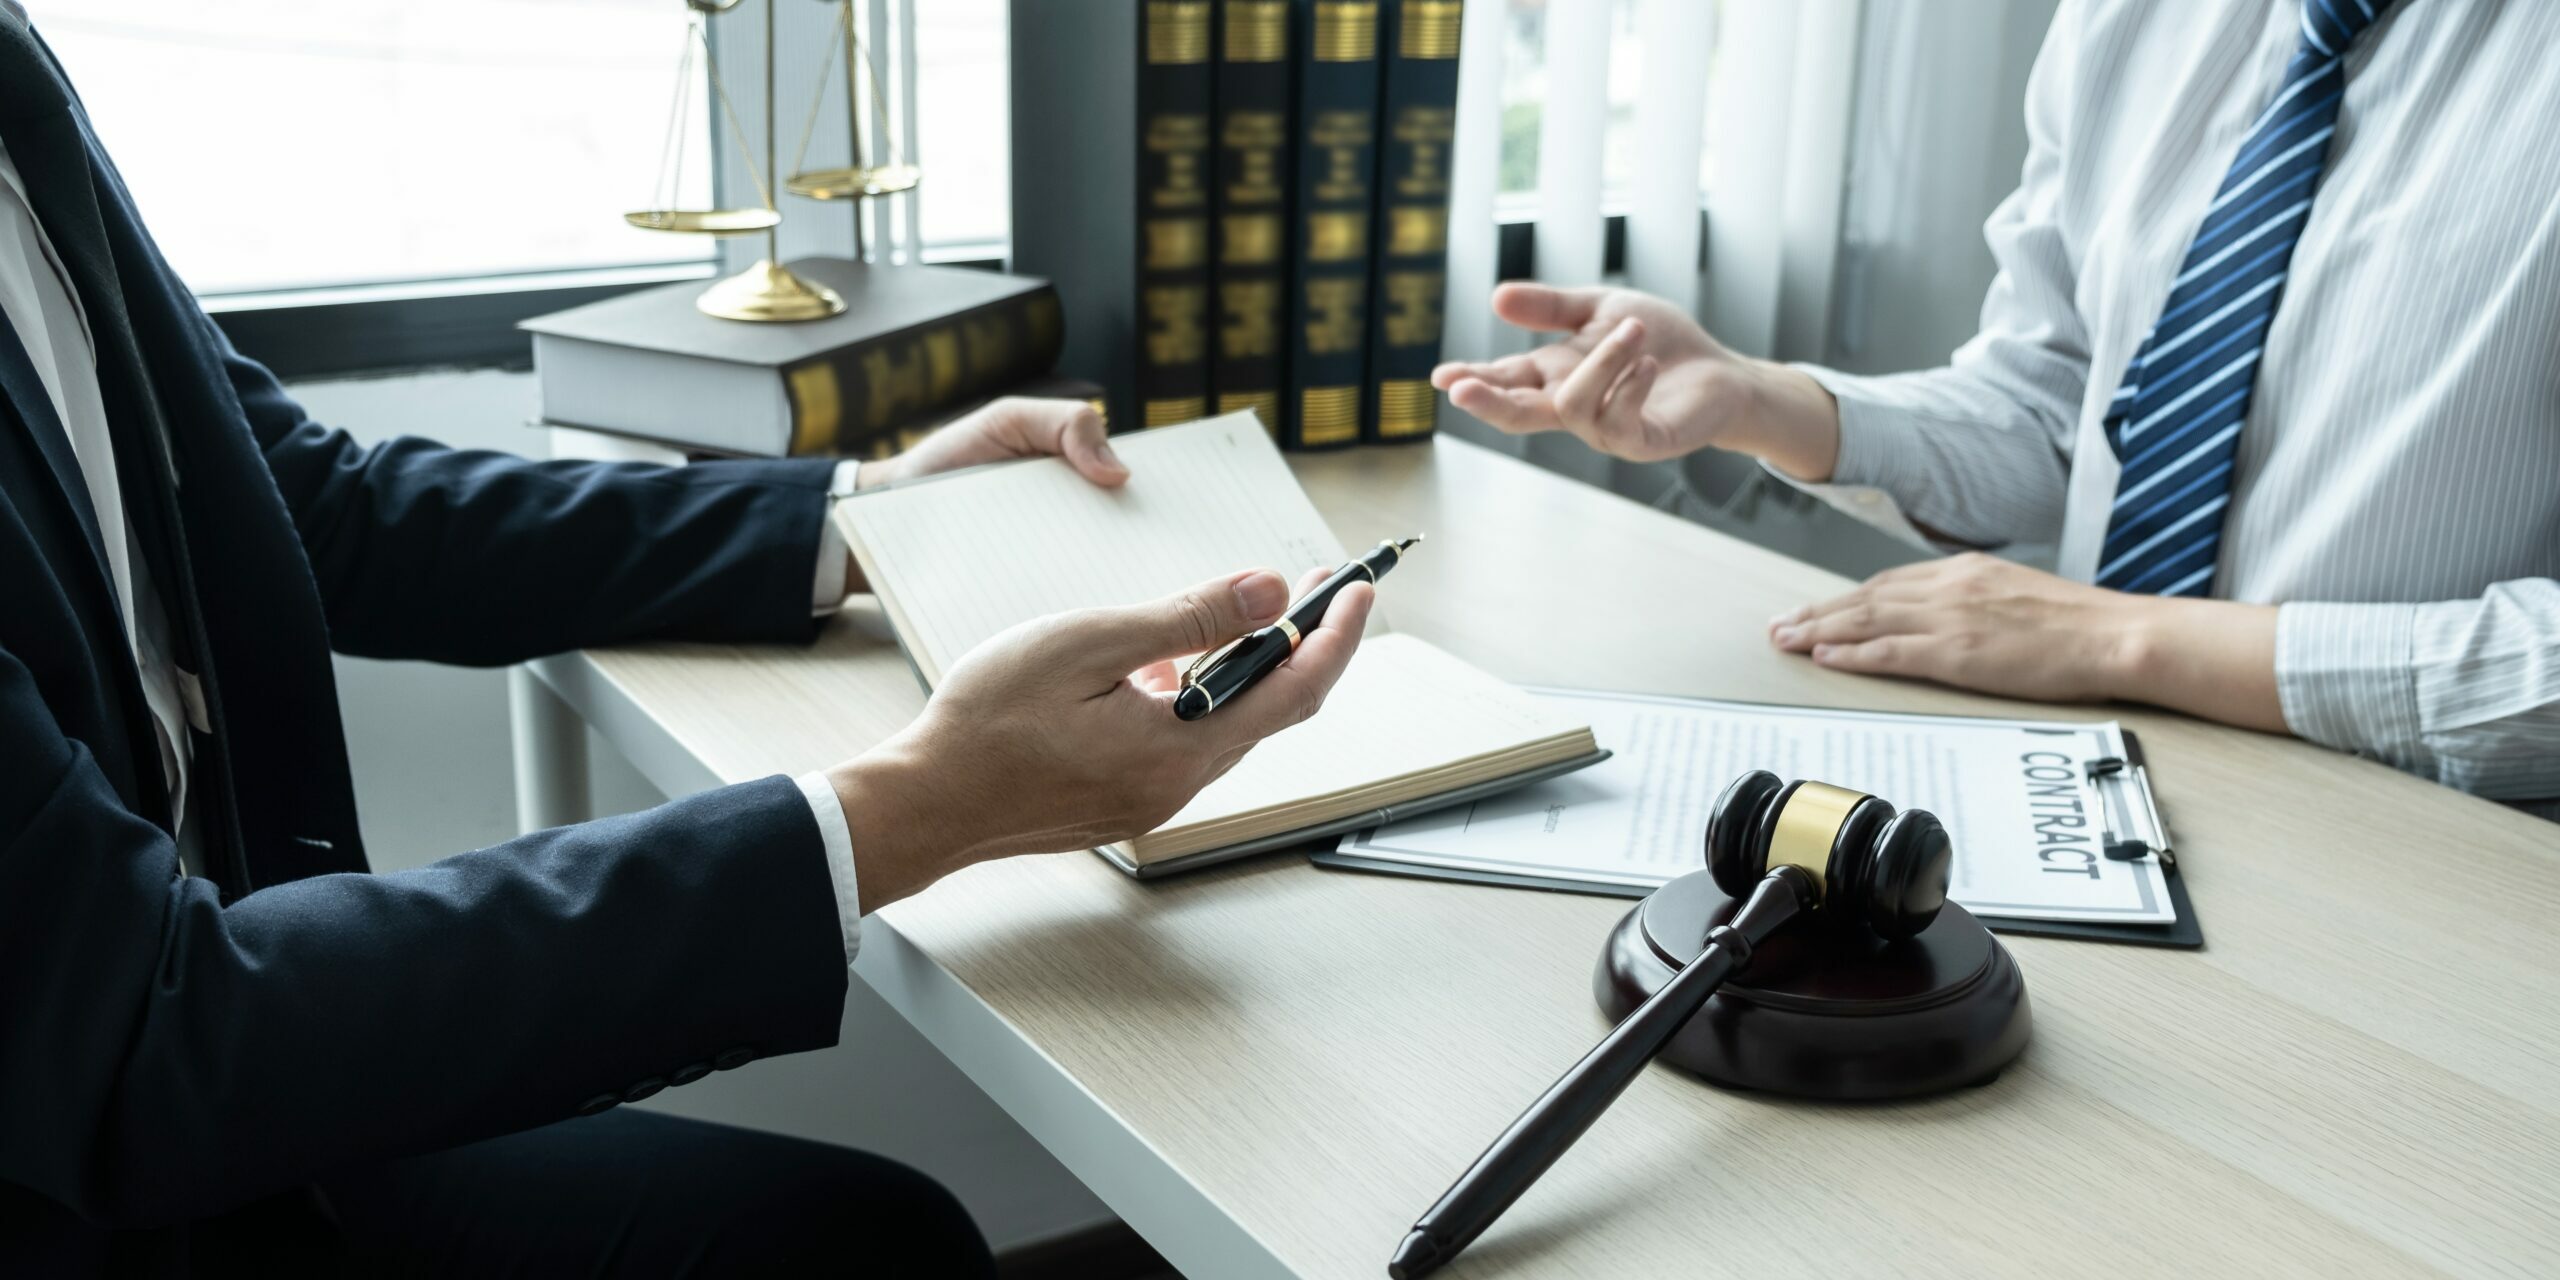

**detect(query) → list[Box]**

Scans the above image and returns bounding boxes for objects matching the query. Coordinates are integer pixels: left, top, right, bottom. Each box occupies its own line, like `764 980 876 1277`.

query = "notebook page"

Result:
1146 634 1584 842
838 412 1352 680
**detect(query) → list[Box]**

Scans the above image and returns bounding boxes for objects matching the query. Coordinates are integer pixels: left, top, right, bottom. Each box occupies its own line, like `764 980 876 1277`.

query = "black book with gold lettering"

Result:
1011 1 1217 433
1363 0 1461 444
1282 0 1382 450
1209 0 1295 438
524 258 1062 458
1136 2 1218 429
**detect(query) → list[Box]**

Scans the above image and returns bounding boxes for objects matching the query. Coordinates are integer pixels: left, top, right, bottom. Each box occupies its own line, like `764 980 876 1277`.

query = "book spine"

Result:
1209 0 1295 440
1363 0 1461 444
1009 0 1139 431
1136 0 1217 429
1283 0 1382 451
777 286 1067 458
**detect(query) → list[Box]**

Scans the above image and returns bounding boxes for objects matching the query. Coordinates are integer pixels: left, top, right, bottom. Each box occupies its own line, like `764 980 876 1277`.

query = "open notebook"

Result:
834 411 1606 875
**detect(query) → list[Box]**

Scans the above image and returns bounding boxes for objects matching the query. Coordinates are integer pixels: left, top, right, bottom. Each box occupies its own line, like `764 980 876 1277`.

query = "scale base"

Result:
1596 869 2031 1100
697 258 847 323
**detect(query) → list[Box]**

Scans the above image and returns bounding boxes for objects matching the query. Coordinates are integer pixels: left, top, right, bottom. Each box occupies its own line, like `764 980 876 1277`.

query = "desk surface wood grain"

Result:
579 438 2559 1278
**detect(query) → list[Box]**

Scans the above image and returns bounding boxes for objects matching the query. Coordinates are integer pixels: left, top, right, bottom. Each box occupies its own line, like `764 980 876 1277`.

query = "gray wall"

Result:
293 370 1112 1254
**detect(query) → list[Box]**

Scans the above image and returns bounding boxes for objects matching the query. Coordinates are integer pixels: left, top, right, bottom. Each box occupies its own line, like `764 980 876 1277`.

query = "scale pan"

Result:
786 163 922 201
623 208 783 236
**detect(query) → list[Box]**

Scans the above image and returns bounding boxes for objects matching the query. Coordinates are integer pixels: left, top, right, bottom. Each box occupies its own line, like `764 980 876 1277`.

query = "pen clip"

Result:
1181 635 1247 688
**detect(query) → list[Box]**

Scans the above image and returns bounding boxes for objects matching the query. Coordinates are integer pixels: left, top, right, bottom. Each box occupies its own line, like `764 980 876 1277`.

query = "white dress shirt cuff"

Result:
1753 365 1937 550
2274 601 2425 775
810 460 865 617
1800 363 1938 496
795 769 865 965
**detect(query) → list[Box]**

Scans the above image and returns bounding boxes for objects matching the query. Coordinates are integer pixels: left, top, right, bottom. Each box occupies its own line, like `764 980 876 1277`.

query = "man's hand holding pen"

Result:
1176 537 1421 721
827 565 1376 910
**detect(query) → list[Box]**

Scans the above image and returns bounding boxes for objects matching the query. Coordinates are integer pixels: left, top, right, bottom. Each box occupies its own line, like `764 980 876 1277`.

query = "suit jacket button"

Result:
670 1061 713 1086
622 1076 667 1103
577 1093 620 1116
713 1046 758 1071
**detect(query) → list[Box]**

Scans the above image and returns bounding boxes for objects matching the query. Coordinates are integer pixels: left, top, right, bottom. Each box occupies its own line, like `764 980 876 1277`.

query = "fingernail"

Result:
1774 625 1802 646
1769 607 1804 627
1812 644 1835 661
1233 572 1288 619
1096 439 1124 469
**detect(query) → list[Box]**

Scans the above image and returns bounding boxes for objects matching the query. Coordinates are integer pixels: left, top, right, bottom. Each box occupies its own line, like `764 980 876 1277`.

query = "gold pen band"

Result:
1274 617 1301 649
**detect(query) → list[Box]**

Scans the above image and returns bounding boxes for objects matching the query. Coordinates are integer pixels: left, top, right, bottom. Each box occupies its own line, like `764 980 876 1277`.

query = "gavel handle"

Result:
1388 868 1818 1280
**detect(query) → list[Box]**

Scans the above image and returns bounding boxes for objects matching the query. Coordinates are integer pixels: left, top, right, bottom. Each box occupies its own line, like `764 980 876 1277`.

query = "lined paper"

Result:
838 412 1353 682
1140 634 1585 861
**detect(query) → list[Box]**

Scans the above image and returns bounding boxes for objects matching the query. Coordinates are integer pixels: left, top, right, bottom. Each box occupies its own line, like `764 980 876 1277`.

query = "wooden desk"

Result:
522 437 2559 1278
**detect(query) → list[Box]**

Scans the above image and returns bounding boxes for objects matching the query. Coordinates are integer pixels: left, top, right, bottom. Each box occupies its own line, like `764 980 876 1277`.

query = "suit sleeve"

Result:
0 640 850 1228
217 331 843 666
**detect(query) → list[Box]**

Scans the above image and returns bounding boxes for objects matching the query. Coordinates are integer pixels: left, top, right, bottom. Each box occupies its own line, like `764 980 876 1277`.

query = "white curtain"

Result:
1830 0 2058 376
1435 0 1864 505
1430 0 2055 580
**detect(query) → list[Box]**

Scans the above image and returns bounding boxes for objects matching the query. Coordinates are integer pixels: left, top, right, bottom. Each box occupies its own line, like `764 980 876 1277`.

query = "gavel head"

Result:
1704 771 1951 941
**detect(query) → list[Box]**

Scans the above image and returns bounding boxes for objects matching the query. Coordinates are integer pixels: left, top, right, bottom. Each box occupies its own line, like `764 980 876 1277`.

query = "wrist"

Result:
2101 594 2285 731
1736 360 1843 481
826 741 974 911
2100 595 2179 704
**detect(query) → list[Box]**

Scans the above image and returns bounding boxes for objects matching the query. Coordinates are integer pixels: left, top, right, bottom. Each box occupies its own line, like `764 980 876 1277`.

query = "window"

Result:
908 0 1007 254
28 0 1011 298
31 0 712 295
1491 0 1723 217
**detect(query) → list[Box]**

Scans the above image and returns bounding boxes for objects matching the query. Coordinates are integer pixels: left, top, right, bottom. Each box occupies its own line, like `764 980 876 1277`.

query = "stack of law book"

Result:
1011 0 1466 450
832 409 1605 874
521 257 1070 461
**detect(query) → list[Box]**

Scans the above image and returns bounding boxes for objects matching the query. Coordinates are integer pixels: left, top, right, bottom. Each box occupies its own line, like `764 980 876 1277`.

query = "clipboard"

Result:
1312 711 2204 950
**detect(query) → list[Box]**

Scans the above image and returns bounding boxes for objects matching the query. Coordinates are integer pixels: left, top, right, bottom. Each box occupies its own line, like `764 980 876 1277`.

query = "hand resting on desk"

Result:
1768 552 2283 731
824 566 1374 909
1436 283 2289 736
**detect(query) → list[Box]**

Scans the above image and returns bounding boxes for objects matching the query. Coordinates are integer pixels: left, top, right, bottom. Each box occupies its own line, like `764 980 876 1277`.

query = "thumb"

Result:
1077 569 1292 673
1492 281 1605 334
1052 405 1129 487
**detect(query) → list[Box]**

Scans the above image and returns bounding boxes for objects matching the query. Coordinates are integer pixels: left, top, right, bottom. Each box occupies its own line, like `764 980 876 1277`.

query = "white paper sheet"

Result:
1339 688 2177 925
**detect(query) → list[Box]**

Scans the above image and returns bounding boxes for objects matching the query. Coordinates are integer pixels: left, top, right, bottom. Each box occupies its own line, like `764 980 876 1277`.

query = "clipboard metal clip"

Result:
2085 755 2174 868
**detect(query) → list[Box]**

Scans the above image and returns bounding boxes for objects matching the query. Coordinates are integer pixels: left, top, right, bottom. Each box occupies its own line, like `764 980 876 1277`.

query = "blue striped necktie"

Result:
2095 0 2399 597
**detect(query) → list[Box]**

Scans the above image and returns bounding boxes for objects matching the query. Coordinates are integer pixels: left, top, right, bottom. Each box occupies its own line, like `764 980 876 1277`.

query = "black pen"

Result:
1173 536 1420 721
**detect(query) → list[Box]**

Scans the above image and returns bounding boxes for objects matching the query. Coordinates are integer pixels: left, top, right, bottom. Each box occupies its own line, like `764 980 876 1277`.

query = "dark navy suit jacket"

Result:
0 16 852 1267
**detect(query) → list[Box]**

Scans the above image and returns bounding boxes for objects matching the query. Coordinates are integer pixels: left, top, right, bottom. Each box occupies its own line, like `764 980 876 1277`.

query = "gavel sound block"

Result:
1389 774 2036 1277
1595 867 2032 1098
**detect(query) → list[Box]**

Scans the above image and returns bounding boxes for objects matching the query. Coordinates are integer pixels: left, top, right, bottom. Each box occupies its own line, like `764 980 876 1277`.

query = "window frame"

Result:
215 213 1648 382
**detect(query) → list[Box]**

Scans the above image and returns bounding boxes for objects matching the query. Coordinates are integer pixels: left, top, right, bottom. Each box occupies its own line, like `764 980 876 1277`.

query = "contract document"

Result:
1330 688 2179 926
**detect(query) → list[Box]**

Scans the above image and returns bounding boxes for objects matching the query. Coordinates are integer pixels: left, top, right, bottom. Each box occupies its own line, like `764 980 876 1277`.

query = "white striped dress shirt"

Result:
1793 0 2559 819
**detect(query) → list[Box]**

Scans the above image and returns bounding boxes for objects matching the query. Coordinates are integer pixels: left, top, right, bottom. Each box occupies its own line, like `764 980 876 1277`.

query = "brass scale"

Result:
627 0 920 322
